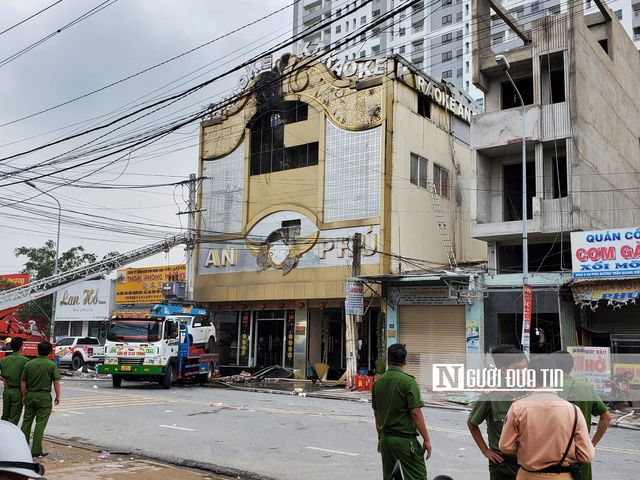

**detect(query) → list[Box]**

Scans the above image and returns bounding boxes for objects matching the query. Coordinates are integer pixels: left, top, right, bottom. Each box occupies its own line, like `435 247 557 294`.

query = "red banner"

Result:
0 273 30 287
522 284 532 354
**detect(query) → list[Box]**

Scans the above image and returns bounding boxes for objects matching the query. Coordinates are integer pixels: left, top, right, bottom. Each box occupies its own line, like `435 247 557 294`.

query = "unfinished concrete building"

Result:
469 0 640 350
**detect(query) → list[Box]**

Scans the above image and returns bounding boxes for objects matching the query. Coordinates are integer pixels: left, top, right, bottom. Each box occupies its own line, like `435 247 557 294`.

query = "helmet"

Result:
0 420 46 478
4 337 11 344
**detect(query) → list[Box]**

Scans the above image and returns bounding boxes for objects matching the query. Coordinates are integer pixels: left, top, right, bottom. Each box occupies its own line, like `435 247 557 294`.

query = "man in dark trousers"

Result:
551 350 611 480
20 341 61 457
467 344 528 480
372 343 432 480
0 338 29 425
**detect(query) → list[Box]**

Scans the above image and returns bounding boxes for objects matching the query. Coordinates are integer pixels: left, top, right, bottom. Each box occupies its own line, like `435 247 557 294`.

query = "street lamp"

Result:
495 55 531 354
26 181 61 343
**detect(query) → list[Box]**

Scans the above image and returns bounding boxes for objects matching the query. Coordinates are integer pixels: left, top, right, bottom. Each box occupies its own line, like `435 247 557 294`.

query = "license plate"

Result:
120 365 132 372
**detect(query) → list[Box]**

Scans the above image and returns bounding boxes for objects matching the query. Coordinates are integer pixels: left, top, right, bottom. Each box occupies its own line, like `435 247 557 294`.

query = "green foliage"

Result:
13 241 119 322
375 310 387 375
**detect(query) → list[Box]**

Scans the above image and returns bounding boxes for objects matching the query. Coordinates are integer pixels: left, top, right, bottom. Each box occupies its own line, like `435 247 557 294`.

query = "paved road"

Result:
42 378 640 480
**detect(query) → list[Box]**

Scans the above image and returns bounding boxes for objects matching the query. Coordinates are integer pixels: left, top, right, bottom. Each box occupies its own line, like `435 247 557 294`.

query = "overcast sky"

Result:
0 0 293 276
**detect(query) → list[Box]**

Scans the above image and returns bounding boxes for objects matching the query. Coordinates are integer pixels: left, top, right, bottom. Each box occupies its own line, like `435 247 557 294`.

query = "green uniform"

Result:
468 389 520 480
0 353 29 425
20 355 61 455
558 373 608 480
372 366 427 480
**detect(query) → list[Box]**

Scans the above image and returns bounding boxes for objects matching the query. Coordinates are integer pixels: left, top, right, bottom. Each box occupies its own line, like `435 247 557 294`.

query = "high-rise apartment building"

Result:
293 0 640 112
292 0 485 107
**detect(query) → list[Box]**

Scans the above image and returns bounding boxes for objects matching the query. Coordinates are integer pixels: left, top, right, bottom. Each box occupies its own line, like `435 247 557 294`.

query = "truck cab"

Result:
99 310 218 389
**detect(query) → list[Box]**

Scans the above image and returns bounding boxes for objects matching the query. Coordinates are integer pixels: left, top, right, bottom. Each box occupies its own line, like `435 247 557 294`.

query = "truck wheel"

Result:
112 375 122 388
162 364 176 390
198 363 213 383
71 355 85 371
204 336 216 353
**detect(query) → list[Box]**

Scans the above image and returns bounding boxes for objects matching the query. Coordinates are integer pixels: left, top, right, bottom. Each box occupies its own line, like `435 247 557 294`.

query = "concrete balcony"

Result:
472 101 569 152
471 104 540 152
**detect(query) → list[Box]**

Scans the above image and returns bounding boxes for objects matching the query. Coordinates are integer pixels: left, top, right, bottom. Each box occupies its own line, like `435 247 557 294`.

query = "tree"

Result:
13 241 119 325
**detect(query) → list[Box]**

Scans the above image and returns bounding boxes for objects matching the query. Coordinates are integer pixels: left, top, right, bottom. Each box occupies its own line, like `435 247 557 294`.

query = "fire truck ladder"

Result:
428 182 458 270
0 234 191 311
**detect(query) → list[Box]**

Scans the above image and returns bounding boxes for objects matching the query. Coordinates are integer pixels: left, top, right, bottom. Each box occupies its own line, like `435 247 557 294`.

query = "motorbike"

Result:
603 370 634 408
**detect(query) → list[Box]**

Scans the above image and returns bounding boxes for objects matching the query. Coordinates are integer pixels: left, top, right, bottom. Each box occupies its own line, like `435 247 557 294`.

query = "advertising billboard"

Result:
115 264 186 305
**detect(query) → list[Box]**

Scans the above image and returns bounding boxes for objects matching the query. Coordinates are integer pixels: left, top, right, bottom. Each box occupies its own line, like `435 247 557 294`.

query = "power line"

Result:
0 0 118 69
0 0 63 37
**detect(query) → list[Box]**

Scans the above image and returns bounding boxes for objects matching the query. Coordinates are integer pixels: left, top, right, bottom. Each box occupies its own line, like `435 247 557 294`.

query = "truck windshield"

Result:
106 319 163 343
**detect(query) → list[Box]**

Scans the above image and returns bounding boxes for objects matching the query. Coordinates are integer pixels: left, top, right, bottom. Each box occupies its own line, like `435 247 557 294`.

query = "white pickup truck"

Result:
55 336 105 370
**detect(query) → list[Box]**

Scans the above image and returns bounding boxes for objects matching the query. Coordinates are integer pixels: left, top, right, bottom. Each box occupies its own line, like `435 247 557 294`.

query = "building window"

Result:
360 50 366 58
442 33 453 43
372 9 380 18
434 165 450 198
400 10 406 19
410 153 429 189
442 70 452 78
615 9 622 19
492 32 504 45
457 68 463 77
456 48 463 58
336 25 341 33
443 0 452 5
457 12 463 21
456 29 463 39
477 98 484 107
548 5 560 14
361 15 367 24
399 27 406 36
531 1 540 12
418 94 431 118
337 8 342 16
399 45 406 53
442 14 452 25
442 51 453 61
250 102 318 176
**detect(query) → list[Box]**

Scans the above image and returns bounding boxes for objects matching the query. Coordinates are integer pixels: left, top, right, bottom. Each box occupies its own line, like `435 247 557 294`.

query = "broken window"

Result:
434 164 450 198
418 94 431 119
249 101 317 176
503 162 535 221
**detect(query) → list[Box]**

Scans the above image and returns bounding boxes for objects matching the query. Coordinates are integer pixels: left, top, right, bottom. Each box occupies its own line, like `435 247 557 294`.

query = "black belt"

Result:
526 465 574 474
383 431 416 439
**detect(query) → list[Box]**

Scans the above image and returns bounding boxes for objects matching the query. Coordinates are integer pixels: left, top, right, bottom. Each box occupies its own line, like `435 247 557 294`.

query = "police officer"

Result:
467 344 528 480
500 356 595 479
372 343 432 480
0 338 29 425
20 341 61 457
551 350 611 480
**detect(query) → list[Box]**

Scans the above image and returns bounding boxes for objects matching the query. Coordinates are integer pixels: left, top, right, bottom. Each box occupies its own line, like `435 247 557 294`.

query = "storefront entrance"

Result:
255 318 285 367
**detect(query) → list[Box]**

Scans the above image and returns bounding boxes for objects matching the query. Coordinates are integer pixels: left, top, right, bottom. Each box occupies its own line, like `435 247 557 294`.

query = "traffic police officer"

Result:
20 341 61 457
551 350 611 480
372 343 432 480
467 345 528 480
0 338 29 425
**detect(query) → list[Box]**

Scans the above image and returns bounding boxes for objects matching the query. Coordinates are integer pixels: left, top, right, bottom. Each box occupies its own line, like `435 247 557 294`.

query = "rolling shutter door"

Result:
399 305 466 389
590 304 640 335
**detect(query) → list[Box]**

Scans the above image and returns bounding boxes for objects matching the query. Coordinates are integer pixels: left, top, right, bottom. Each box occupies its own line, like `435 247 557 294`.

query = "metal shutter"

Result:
399 305 466 389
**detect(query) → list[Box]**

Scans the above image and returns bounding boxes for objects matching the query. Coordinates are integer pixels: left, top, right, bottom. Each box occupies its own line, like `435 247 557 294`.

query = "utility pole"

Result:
345 233 362 388
180 174 198 302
